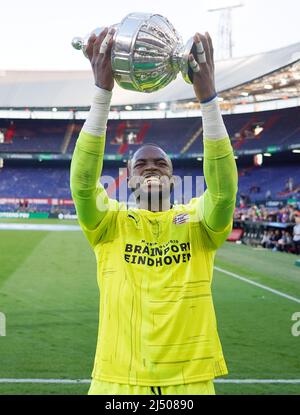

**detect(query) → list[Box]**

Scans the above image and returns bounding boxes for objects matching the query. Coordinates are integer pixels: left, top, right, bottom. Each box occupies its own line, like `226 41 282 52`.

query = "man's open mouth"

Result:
143 175 161 185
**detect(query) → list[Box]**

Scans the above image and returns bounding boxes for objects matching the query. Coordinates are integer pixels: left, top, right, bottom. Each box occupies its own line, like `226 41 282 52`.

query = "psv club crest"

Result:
173 213 190 225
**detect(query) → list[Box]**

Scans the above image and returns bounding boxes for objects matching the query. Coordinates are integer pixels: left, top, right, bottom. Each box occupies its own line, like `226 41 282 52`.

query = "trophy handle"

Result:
72 28 105 58
71 37 84 51
72 26 119 59
180 37 194 85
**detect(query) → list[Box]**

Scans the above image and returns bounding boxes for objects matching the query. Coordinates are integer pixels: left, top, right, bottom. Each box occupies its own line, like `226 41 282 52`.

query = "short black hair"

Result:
128 143 173 174
139 142 164 149
133 142 164 154
130 143 167 161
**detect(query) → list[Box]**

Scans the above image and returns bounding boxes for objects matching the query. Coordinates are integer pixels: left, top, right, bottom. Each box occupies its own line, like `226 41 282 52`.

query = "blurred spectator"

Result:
277 207 289 223
249 185 261 194
289 206 298 222
269 230 282 251
265 189 272 201
277 231 293 253
293 213 300 255
285 177 294 192
18 199 29 212
260 231 271 249
239 193 251 208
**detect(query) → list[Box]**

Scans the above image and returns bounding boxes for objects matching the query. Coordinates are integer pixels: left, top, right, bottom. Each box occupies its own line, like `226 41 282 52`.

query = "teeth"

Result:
144 176 160 185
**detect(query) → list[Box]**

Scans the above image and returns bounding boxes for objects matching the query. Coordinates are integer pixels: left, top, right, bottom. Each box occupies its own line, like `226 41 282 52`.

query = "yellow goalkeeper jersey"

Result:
80 197 231 386
71 131 238 386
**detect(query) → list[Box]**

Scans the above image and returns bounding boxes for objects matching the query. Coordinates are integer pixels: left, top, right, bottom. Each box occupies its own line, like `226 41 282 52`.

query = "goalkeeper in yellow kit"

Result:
70 27 238 395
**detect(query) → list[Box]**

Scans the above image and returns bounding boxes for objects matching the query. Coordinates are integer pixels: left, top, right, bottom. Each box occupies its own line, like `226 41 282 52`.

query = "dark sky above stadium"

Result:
1 0 299 70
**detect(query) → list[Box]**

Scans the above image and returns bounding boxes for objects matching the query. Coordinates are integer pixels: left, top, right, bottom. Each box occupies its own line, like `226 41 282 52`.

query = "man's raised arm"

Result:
190 33 238 244
70 28 115 230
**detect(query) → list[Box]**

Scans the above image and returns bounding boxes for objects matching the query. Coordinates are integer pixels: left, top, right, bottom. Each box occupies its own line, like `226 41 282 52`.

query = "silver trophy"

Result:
72 12 195 93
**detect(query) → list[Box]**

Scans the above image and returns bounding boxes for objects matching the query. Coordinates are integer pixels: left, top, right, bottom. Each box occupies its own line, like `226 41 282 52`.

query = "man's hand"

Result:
189 32 216 103
85 27 115 91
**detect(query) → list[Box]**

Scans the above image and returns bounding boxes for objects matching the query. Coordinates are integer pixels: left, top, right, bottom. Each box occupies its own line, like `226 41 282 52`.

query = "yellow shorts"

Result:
88 379 215 395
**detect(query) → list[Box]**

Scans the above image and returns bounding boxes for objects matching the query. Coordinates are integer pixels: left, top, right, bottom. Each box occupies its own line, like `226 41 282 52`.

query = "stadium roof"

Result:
0 42 299 109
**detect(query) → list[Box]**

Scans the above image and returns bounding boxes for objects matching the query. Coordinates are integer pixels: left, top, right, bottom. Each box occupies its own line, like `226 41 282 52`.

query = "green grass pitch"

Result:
0 219 299 395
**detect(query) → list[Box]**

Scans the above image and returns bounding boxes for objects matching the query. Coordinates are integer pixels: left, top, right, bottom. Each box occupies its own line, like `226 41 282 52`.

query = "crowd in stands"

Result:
260 229 295 254
234 204 300 255
259 217 300 255
234 204 299 223
235 161 300 255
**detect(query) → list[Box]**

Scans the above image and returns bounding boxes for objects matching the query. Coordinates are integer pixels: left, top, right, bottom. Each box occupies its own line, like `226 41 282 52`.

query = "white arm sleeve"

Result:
82 86 112 136
201 97 229 141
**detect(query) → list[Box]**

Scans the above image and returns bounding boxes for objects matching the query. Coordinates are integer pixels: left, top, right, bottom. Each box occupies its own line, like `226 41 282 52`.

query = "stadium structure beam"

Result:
208 3 244 60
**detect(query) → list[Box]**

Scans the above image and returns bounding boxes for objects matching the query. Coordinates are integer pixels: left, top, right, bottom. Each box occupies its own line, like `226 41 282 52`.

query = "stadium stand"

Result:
238 165 300 202
0 167 70 198
0 120 80 153
0 162 299 206
1 106 299 156
0 111 299 254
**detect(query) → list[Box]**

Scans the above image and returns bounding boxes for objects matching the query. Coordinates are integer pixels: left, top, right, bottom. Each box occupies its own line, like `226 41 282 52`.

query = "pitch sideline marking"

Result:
214 266 300 304
0 378 300 384
0 223 80 231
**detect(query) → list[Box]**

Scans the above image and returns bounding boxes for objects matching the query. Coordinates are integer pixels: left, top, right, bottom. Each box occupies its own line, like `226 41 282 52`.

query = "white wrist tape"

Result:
82 86 112 136
200 97 228 140
100 31 114 55
196 41 206 63
189 56 200 73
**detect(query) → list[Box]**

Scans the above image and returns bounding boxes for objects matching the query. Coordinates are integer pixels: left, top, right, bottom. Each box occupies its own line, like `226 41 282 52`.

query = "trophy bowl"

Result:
72 12 194 93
